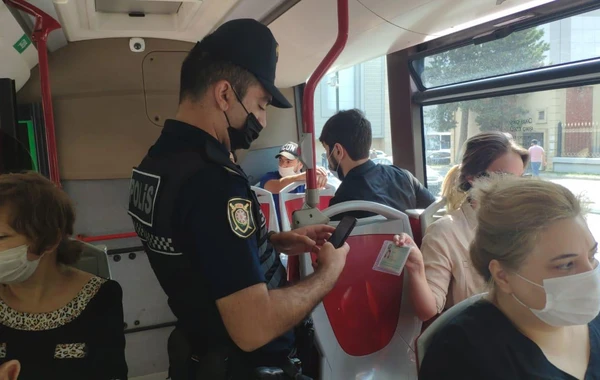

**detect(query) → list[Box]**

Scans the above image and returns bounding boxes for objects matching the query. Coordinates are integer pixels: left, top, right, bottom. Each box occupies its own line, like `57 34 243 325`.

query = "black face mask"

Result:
225 89 264 150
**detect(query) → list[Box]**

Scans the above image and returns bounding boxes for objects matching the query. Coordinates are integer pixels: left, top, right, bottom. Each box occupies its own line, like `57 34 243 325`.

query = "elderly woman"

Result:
416 176 599 379
0 172 127 379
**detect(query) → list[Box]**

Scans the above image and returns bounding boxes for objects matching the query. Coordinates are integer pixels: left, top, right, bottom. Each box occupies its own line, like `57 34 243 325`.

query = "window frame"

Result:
408 0 600 91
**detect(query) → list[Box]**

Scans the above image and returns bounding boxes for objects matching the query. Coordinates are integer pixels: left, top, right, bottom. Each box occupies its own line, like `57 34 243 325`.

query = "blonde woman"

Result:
419 176 599 379
404 132 529 321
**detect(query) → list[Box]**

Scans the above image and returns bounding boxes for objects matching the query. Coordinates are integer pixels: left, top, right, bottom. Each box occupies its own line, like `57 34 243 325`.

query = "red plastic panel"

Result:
314 234 404 356
285 198 305 227
409 216 422 247
260 203 270 231
319 196 333 210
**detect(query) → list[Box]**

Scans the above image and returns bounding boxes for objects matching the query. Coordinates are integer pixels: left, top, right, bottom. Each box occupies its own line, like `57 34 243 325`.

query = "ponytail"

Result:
442 165 467 212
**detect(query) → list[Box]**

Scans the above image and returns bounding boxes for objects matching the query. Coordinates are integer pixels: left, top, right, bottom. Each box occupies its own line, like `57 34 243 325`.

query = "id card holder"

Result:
373 241 410 276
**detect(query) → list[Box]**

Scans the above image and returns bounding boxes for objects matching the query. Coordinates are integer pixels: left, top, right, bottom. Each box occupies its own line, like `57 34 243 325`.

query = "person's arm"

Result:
263 172 306 194
269 225 334 257
419 227 455 318
263 167 329 194
394 234 438 321
397 221 454 321
183 172 349 352
91 280 128 379
408 170 436 208
542 149 547 167
217 243 348 352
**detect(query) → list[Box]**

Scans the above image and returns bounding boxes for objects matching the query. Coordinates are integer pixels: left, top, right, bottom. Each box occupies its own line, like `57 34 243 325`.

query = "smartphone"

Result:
328 215 357 248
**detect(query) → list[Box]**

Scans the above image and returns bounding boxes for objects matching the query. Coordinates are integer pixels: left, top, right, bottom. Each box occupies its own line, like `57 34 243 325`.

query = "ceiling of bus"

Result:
271 0 555 87
9 0 553 88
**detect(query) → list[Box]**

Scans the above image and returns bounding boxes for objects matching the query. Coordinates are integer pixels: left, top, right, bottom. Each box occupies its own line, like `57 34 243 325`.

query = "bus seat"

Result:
419 198 447 235
406 198 447 246
251 186 280 233
279 182 336 232
280 182 336 284
415 292 487 370
405 209 424 246
108 247 177 336
75 240 111 278
300 201 422 379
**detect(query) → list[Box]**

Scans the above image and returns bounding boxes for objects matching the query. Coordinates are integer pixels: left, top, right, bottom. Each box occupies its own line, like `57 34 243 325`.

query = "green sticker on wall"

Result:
13 34 32 54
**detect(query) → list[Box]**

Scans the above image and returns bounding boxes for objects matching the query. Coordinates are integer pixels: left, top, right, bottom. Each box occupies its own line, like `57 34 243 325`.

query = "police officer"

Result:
127 19 349 379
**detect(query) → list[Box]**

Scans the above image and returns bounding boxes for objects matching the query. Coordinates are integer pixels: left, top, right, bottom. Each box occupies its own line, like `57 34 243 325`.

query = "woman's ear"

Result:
489 259 513 294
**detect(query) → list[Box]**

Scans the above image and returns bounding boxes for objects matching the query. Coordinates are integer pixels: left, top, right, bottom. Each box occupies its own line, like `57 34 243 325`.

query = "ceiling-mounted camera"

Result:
129 38 145 53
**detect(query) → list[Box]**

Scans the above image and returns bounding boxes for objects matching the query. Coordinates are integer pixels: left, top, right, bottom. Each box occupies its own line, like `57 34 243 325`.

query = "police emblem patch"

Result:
227 198 256 238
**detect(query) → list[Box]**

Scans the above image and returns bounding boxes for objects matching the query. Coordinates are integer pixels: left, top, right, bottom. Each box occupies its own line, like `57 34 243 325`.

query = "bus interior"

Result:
1 0 600 378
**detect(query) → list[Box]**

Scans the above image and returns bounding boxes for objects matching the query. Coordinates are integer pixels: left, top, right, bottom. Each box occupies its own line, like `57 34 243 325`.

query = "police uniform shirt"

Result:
138 120 293 360
329 160 435 220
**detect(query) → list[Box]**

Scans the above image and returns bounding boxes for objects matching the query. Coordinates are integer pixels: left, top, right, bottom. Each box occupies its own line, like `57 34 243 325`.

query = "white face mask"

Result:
0 245 41 284
512 264 600 327
278 166 298 178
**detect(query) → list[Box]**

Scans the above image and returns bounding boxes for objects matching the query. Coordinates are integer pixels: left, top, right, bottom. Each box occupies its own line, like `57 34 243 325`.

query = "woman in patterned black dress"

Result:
0 172 127 380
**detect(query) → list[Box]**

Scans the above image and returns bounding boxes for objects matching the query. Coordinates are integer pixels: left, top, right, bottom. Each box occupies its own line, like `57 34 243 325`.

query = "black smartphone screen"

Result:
328 215 357 248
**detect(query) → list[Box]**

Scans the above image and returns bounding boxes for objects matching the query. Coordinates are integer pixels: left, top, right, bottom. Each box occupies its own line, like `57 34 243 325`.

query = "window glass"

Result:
413 9 600 88
424 85 600 246
314 56 392 170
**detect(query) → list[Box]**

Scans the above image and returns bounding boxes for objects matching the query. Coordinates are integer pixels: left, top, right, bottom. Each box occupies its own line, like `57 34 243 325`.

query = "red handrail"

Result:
4 0 62 185
78 232 137 243
302 0 349 195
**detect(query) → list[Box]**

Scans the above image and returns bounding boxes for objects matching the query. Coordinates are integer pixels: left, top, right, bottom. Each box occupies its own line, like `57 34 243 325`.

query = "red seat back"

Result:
409 216 422 246
311 233 403 356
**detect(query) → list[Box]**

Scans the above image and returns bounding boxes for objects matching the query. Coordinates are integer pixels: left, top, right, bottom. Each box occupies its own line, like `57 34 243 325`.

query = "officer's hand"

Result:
314 242 349 276
294 224 335 248
270 225 334 255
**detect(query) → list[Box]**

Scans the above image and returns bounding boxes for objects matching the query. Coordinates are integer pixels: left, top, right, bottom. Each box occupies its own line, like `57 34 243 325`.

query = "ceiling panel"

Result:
270 0 557 87
94 0 182 15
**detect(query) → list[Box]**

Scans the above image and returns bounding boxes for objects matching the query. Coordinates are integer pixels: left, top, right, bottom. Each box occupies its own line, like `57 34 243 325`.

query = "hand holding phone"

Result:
328 215 357 248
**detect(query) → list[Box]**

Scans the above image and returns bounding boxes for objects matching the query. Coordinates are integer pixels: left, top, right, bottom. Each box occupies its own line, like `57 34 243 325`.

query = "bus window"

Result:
419 7 600 250
413 9 600 89
314 56 392 169
424 87 600 248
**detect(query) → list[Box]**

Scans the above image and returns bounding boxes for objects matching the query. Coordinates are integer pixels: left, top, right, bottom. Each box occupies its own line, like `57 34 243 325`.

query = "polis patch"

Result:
128 168 161 227
227 198 256 239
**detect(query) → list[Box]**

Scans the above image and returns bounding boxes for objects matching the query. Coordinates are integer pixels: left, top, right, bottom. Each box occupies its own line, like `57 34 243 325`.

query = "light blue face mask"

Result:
0 245 41 284
512 263 600 327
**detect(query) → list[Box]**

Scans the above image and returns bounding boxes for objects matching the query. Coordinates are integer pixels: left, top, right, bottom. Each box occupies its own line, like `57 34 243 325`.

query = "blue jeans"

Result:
531 162 541 176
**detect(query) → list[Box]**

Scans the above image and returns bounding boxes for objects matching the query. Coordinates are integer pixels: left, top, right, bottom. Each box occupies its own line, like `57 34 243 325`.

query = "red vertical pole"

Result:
4 0 62 186
302 0 349 197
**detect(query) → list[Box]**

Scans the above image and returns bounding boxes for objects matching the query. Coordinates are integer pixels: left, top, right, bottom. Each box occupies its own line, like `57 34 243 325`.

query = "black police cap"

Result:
199 18 292 109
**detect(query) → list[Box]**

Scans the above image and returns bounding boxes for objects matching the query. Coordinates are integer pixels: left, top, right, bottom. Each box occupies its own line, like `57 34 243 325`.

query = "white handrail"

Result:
322 201 406 220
